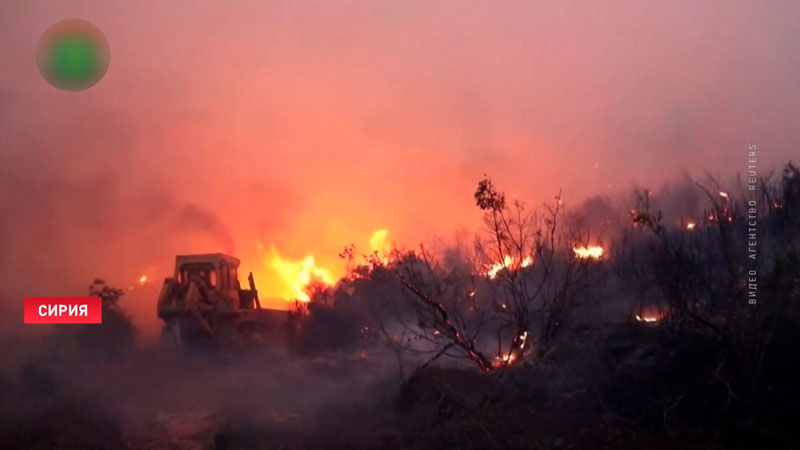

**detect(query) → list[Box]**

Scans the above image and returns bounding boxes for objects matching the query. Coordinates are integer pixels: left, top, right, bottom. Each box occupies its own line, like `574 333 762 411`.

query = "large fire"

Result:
486 255 533 279
261 229 391 304
572 245 604 259
268 247 336 302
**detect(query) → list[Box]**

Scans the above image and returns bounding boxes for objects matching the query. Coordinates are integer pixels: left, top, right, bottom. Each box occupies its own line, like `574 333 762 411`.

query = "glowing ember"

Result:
686 222 696 230
138 275 148 285
268 247 335 302
486 255 532 279
719 191 729 199
572 245 604 259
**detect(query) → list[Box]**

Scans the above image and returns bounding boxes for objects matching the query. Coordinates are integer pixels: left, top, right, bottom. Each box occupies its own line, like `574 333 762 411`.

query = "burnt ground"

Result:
0 317 798 450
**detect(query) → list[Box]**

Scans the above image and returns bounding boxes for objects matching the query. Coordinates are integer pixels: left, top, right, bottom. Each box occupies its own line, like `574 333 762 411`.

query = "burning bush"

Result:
317 177 606 375
613 162 800 426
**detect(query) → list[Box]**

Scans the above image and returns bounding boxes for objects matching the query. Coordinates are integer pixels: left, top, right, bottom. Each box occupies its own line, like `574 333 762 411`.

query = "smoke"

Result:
0 161 795 448
1 0 799 330
0 114 238 335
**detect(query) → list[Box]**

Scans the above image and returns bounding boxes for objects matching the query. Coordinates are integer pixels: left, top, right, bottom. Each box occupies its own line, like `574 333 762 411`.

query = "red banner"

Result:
24 297 102 324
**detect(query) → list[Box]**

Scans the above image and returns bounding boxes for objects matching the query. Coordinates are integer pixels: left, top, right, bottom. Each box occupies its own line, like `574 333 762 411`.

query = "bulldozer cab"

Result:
157 253 278 350
158 253 261 322
175 254 240 294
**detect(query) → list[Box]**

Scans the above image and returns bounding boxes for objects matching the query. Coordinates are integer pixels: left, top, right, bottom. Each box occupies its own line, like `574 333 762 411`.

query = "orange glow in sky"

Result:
0 1 797 339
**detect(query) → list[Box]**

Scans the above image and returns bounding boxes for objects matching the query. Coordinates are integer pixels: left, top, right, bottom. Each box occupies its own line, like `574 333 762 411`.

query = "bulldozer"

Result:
157 253 286 350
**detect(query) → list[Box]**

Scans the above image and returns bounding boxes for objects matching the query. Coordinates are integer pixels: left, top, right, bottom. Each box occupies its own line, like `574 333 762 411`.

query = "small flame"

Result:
493 331 529 368
635 314 659 323
138 275 148 285
486 255 532 279
686 222 696 230
487 256 512 279
573 245 604 259
521 256 533 267
719 191 729 199
635 310 663 323
493 352 517 367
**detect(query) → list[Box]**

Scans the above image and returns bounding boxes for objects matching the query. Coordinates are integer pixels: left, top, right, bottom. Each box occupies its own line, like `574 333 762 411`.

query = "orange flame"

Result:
369 228 391 263
494 352 517 366
268 246 335 302
486 255 533 279
493 331 529 367
686 222 696 230
635 309 663 323
572 245 604 259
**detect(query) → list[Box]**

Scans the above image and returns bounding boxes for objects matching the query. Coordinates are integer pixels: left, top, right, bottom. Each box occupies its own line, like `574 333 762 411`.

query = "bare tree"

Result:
361 177 600 373
474 178 598 364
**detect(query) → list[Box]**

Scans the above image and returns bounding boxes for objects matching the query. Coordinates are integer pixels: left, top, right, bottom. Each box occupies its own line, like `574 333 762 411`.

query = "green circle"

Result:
37 19 110 91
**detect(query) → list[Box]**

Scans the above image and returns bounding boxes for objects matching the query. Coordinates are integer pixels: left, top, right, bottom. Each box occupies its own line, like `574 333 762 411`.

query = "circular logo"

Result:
37 19 110 91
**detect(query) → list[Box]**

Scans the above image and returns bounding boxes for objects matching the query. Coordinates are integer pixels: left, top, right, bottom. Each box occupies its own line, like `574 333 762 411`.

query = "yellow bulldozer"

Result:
157 253 286 350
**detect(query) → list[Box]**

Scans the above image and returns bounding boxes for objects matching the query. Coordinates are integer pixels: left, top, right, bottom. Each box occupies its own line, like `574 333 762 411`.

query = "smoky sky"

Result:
1 1 798 336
